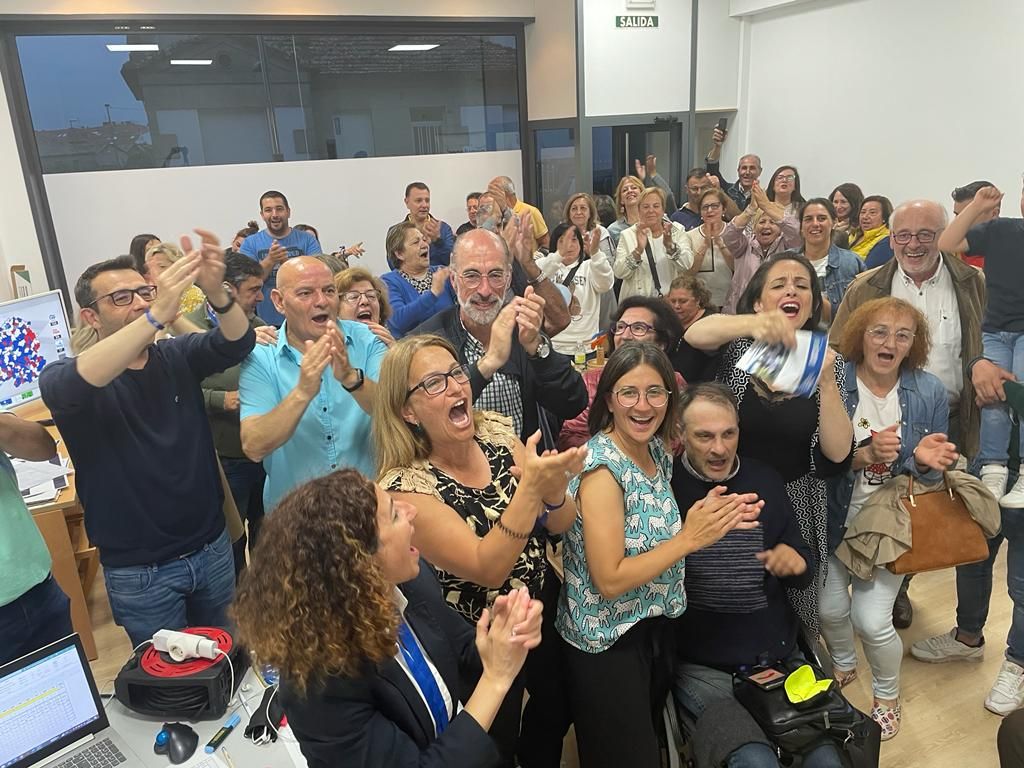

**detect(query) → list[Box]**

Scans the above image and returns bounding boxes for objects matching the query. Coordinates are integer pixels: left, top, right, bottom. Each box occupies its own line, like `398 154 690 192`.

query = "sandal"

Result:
871 698 902 740
833 667 858 688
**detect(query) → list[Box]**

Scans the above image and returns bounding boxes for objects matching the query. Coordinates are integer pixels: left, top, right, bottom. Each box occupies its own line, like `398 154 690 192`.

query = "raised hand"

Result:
148 251 201 325
296 334 332 399
515 287 545 354
680 485 762 552
705 173 721 189
493 590 544 650
517 430 588 506
635 226 650 256
487 178 510 212
324 324 356 387
973 186 1003 216
712 127 726 147
868 423 901 465
422 217 441 243
751 309 797 348
751 181 770 210
431 267 451 297
344 242 365 258
913 432 959 472
268 240 289 266
755 543 807 578
480 302 517 376
662 221 674 249
183 228 226 298
645 154 657 178
584 227 600 256
634 158 647 181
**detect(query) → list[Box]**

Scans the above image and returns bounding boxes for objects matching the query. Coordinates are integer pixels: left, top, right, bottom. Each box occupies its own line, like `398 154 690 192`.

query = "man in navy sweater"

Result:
670 383 842 767
40 229 256 646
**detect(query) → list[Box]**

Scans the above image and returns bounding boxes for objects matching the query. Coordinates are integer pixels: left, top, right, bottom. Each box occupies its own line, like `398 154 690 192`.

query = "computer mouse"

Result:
154 722 199 764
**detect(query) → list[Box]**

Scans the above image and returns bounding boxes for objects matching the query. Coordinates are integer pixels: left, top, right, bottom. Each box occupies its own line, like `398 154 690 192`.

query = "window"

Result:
15 30 522 173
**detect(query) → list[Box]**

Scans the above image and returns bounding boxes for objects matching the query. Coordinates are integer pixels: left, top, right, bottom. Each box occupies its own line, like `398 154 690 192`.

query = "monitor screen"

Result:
0 290 72 408
0 640 102 768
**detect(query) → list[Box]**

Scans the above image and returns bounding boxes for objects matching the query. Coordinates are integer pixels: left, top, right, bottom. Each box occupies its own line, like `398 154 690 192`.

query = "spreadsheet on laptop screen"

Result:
0 644 100 767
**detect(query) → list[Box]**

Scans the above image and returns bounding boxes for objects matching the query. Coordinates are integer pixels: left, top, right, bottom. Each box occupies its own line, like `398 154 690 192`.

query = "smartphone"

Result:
716 117 728 133
745 667 787 691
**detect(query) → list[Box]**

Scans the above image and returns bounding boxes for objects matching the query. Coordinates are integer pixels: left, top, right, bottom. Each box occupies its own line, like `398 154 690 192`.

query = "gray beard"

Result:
460 290 510 325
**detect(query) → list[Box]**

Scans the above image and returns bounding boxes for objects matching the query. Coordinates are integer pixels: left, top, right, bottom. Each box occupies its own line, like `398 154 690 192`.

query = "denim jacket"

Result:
826 361 949 551
802 244 864 311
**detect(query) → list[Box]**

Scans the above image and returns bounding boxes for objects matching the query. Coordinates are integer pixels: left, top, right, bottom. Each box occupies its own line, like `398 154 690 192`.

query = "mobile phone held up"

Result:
716 117 728 134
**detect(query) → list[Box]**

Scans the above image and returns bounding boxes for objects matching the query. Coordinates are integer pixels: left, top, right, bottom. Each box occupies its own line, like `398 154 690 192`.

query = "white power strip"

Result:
152 629 220 662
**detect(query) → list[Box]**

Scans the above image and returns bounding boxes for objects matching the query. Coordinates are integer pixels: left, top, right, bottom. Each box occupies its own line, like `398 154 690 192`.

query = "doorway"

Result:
591 120 683 201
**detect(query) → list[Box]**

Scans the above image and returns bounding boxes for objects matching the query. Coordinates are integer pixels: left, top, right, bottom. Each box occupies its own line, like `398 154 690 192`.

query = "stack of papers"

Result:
13 454 72 505
735 330 829 398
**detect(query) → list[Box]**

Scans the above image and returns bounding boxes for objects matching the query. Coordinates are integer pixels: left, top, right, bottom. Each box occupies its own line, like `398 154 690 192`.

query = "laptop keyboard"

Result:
53 738 127 768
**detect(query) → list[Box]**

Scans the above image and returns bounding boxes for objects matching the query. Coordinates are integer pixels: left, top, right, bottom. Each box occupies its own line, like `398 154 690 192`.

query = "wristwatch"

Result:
208 295 236 314
527 334 551 360
528 274 549 288
342 368 365 392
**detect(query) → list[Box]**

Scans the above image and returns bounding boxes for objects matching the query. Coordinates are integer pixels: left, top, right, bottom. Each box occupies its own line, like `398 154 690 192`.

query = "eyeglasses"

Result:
407 365 470 398
86 285 157 308
341 289 380 304
614 385 670 408
866 326 915 346
892 230 937 245
701 202 722 212
457 270 508 290
776 174 796 183
613 321 655 337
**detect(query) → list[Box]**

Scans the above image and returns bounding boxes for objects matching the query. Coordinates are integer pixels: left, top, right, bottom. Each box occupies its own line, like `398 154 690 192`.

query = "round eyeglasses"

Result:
613 321 655 337
614 385 670 408
866 326 915 346
341 289 380 304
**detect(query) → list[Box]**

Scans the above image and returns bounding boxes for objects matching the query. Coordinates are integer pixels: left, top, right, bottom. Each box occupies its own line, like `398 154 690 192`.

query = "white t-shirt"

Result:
809 255 828 280
534 251 615 355
683 225 735 309
847 378 902 525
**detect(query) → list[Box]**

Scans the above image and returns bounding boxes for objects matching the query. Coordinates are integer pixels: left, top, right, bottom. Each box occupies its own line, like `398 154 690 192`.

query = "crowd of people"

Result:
5 128 1024 768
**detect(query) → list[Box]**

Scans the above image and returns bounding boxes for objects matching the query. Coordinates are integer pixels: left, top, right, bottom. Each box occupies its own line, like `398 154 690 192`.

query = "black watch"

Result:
208 295 236 314
342 368 365 393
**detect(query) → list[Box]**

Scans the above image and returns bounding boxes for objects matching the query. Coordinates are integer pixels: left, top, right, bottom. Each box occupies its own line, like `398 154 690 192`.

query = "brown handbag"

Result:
886 472 990 575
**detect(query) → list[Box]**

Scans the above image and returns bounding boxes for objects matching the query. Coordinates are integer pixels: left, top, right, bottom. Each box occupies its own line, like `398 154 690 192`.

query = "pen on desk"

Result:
205 712 241 753
219 747 236 768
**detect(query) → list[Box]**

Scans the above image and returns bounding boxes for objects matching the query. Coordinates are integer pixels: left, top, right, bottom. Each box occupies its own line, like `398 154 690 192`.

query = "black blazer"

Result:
279 566 500 768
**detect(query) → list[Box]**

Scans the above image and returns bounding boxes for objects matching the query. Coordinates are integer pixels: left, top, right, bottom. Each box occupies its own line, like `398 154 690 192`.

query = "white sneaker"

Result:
910 628 985 663
1001 476 1024 508
982 465 1009 500
986 660 1024 716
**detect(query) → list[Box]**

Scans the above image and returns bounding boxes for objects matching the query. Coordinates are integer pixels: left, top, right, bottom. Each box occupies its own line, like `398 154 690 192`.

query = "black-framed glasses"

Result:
614 385 670 408
866 326 915 346
892 230 937 245
86 285 157 308
341 289 380 304
613 321 654 337
407 365 470 398
456 270 508 290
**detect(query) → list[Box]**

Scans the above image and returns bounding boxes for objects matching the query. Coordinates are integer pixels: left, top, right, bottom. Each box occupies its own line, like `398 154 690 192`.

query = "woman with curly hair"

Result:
375 334 587 768
233 468 543 768
335 266 395 347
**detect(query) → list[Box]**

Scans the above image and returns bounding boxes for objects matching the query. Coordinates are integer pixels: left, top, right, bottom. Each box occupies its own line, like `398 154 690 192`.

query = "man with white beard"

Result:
410 229 587 441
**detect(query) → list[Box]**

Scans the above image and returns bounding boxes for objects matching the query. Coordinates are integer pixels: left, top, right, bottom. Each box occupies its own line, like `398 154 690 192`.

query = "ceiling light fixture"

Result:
170 59 213 65
388 44 439 52
106 43 159 52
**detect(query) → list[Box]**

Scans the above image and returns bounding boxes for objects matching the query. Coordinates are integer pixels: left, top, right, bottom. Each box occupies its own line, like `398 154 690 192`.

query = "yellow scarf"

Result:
851 225 889 260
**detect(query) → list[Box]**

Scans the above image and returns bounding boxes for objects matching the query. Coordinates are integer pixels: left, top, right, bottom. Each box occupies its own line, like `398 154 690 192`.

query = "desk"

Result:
11 399 99 660
105 669 301 768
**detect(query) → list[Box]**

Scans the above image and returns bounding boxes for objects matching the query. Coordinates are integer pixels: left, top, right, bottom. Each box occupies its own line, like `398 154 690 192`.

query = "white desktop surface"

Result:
103 669 299 768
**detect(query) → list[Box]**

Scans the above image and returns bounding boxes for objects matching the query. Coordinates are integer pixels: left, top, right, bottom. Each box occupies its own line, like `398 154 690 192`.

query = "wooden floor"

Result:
88 551 1014 768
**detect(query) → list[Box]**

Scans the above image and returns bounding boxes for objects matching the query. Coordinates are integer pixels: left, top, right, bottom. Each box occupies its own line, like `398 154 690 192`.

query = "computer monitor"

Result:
0 290 73 408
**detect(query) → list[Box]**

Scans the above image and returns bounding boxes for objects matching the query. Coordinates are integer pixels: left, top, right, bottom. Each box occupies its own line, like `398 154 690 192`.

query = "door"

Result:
592 120 683 204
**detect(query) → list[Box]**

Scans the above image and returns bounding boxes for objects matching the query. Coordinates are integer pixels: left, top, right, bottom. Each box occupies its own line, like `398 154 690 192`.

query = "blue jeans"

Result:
0 574 72 666
222 457 266 548
979 331 1024 465
103 528 235 647
956 501 1024 666
675 662 843 768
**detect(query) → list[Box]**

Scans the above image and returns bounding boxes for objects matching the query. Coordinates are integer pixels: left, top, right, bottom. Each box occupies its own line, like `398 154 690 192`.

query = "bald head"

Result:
452 228 510 270
890 199 948 231
276 255 332 289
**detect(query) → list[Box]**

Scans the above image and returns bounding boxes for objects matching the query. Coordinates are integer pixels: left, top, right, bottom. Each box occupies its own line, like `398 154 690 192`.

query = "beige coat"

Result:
835 471 1001 580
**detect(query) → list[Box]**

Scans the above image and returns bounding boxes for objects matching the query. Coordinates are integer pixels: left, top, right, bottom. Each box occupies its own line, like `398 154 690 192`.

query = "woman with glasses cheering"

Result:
557 343 761 768
682 188 736 310
375 334 588 768
821 297 957 740
335 267 396 348
381 221 456 338
613 187 690 300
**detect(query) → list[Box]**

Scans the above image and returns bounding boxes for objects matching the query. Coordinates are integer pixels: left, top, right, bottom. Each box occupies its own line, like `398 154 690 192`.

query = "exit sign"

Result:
616 15 659 28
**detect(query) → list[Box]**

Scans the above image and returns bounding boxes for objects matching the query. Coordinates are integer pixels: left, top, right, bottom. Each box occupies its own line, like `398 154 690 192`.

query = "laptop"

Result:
0 634 146 768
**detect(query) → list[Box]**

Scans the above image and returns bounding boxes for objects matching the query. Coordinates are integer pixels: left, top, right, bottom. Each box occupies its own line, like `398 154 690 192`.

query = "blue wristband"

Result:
144 308 165 331
543 494 566 513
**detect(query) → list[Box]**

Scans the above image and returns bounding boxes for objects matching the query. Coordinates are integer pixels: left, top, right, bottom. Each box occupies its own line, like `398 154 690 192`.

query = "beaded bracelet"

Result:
495 517 531 540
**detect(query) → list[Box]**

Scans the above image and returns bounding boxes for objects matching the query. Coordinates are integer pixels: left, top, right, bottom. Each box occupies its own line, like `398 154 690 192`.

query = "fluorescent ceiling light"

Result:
389 44 439 52
170 59 213 65
106 43 159 52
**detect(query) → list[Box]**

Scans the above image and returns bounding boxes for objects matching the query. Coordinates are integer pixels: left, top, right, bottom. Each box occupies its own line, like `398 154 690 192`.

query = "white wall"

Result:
526 0 576 120
739 0 1024 212
45 150 523 310
696 0 742 111
581 0 692 117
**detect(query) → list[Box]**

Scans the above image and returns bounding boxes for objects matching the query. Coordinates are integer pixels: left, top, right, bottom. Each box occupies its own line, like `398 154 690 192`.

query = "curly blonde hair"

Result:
232 469 398 693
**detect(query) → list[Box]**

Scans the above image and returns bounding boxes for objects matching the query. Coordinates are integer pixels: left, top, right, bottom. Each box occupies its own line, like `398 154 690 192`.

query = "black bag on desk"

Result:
733 664 881 768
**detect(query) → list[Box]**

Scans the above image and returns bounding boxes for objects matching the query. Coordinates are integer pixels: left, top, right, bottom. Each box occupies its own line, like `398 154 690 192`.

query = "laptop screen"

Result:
0 635 106 768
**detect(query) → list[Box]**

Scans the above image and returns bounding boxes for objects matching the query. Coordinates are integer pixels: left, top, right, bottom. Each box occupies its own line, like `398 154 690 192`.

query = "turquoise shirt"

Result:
0 449 52 606
556 432 686 653
239 319 387 511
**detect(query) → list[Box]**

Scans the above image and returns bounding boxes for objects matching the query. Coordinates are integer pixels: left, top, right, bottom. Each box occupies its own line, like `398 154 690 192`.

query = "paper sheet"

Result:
13 457 70 491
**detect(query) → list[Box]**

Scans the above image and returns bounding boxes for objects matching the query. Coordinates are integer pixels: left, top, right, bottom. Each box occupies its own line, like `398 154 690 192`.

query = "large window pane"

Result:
17 30 521 174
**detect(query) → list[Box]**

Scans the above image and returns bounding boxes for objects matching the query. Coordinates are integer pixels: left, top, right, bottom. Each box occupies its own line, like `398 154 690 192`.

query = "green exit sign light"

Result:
616 15 659 28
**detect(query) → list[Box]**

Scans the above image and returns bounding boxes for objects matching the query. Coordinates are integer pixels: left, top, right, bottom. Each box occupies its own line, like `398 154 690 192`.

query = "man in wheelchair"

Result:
670 383 844 768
